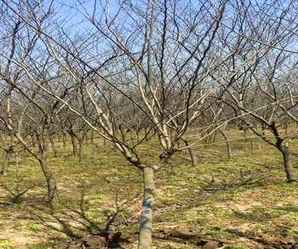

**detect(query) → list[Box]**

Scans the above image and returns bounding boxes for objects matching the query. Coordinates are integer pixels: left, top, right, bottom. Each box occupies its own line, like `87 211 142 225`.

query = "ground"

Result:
0 130 298 249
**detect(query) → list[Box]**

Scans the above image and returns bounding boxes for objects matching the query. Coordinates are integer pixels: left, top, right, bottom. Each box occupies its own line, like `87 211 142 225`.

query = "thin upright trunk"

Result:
138 166 155 249
70 134 78 157
0 151 9 175
182 139 197 166
211 131 217 143
0 146 13 175
36 134 57 204
78 139 84 162
279 144 296 182
39 154 57 203
2 96 14 175
62 132 67 148
219 129 231 159
136 129 140 141
48 134 57 157
90 130 95 144
31 135 37 148
250 140 254 154
270 122 296 183
187 147 197 166
284 123 288 136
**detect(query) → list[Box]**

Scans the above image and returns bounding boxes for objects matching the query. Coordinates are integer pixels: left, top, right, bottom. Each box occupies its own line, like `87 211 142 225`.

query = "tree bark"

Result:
219 129 231 159
48 134 58 157
90 130 95 144
138 166 155 249
279 144 296 182
0 151 9 175
31 135 37 148
250 140 254 154
181 139 197 166
69 134 78 157
0 147 13 176
62 132 67 148
39 154 57 203
78 139 84 162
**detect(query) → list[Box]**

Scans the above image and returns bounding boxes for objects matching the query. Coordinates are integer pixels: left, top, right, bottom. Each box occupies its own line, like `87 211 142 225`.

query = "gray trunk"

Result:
219 129 231 159
70 135 78 157
49 135 57 157
280 144 296 182
78 140 83 162
39 155 57 203
138 166 155 249
0 148 13 176
182 139 197 166
0 151 9 175
62 133 67 148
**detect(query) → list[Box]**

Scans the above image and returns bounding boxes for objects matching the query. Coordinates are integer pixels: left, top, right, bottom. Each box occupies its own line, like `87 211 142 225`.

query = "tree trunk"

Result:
62 132 67 148
1 147 13 176
211 131 217 143
219 129 231 159
48 134 58 157
284 123 288 136
31 135 37 148
91 130 95 144
243 128 248 140
70 134 78 157
279 144 296 182
0 151 9 175
138 166 155 249
78 139 83 162
39 155 57 203
250 140 254 154
187 147 197 166
182 139 197 166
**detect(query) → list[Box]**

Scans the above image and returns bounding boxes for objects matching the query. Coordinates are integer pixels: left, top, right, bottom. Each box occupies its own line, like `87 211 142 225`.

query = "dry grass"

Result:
0 129 297 248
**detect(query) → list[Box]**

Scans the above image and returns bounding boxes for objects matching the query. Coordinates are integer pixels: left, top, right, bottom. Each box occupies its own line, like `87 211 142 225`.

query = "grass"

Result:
0 130 298 248
27 242 56 249
0 240 13 249
223 246 248 249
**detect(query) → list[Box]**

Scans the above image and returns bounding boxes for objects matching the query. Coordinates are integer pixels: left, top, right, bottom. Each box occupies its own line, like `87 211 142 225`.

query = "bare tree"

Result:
211 0 298 182
0 0 233 248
